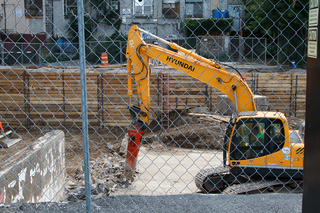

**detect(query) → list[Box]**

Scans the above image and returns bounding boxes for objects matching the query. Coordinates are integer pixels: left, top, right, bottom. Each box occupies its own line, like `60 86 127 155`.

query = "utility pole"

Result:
303 0 320 211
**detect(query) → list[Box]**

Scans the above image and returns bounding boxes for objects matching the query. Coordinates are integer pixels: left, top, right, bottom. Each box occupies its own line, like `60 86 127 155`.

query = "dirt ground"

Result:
0 107 305 198
0 108 305 171
0 108 225 169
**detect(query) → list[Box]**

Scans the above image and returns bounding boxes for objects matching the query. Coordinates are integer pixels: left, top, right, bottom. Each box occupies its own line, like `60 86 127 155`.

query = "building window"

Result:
65 0 77 16
163 0 180 18
185 0 203 18
25 0 43 17
134 0 153 16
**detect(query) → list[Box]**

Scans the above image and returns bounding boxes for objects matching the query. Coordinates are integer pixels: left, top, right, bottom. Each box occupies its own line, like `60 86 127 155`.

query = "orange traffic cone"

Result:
101 52 109 66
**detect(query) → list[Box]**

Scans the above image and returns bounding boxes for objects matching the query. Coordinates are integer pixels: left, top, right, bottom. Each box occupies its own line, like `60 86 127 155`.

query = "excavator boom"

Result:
126 25 256 123
124 25 256 181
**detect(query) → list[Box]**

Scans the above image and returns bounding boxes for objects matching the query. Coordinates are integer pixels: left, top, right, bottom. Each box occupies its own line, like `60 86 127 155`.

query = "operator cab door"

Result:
265 119 288 168
230 118 285 167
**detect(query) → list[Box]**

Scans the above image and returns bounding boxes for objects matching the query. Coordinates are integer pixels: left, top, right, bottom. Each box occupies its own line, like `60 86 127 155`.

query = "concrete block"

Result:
0 130 65 203
253 95 270 111
0 130 22 148
217 95 269 115
217 95 237 115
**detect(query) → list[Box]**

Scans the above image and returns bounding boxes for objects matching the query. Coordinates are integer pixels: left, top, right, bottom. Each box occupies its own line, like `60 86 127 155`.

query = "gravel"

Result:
0 193 302 213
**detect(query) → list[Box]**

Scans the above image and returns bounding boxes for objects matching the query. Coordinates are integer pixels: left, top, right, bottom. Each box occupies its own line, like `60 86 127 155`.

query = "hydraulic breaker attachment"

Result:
124 123 146 182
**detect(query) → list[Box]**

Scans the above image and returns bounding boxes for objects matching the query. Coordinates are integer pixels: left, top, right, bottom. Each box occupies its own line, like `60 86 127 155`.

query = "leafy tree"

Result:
66 8 95 41
65 5 125 64
90 0 122 30
184 18 234 37
244 0 309 65
66 1 122 42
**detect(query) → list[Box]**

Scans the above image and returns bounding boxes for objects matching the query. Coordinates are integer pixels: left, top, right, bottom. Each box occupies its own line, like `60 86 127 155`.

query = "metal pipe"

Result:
97 74 100 129
234 89 238 113
138 27 171 45
127 60 133 104
167 71 169 127
161 72 163 126
1 41 3 66
295 75 298 116
77 0 91 211
290 74 293 113
101 74 104 128
62 71 66 126
3 2 6 33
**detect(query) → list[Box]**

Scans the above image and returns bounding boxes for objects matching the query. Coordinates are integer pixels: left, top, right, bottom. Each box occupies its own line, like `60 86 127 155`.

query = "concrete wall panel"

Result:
0 130 65 203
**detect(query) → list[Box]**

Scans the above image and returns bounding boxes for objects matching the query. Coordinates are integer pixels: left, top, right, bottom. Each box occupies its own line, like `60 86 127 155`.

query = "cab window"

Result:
231 122 266 160
230 119 285 161
233 122 266 147
268 120 285 153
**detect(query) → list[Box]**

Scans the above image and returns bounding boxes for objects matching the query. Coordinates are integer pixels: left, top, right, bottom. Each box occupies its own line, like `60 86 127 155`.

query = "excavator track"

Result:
195 166 242 193
195 167 300 194
222 179 283 195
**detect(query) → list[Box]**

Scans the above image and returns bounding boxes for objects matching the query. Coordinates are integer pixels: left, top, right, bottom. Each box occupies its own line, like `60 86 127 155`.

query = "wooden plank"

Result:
246 72 306 77
188 113 230 122
0 100 26 105
255 83 307 89
0 69 308 129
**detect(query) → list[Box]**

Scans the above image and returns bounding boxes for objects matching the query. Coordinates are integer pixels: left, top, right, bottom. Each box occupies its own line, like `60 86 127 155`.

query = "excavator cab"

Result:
227 113 303 179
229 118 284 161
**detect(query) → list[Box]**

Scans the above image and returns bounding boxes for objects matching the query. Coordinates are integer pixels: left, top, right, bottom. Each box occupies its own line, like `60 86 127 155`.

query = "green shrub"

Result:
43 55 57 63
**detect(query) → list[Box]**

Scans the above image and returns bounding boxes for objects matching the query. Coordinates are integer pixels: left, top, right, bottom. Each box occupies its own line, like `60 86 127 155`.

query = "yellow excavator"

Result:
124 25 304 194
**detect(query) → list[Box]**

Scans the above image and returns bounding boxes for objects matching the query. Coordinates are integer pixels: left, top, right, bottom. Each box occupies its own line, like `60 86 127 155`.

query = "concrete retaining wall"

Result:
0 130 65 203
217 95 269 115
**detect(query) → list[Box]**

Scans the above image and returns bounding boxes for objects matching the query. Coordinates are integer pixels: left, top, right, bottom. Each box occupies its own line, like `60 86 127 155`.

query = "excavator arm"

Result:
124 25 256 181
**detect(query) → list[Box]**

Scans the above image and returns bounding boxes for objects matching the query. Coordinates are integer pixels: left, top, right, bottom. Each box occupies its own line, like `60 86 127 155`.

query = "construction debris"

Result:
0 123 22 148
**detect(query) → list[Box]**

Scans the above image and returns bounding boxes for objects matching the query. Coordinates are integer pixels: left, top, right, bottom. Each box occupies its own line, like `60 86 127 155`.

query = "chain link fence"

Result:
0 0 307 212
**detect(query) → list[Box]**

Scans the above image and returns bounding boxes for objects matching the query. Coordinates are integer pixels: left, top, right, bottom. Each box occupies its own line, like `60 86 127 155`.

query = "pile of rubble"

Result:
63 106 305 201
65 154 128 201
